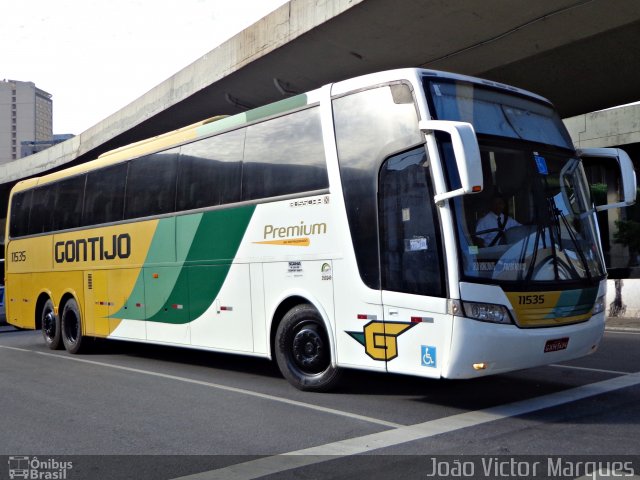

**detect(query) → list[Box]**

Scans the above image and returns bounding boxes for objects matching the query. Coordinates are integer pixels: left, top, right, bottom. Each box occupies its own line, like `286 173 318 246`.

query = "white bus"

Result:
5 68 636 391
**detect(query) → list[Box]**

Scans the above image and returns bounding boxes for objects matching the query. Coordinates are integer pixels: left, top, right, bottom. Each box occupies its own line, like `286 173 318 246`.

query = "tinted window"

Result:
28 185 55 234
424 80 573 149
379 148 444 296
243 107 327 200
52 174 86 231
9 190 32 237
177 129 244 211
83 162 128 226
333 84 422 289
124 149 178 219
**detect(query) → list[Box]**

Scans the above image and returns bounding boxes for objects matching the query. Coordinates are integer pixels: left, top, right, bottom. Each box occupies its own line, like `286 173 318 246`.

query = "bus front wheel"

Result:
61 299 86 354
275 304 341 392
41 299 62 350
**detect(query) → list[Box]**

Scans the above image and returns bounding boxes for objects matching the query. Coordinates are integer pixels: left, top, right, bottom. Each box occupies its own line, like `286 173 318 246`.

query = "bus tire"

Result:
61 298 86 354
275 304 341 392
41 299 62 350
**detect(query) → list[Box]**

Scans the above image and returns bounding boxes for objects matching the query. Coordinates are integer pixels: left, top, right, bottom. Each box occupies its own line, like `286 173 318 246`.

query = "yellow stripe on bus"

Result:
253 238 311 246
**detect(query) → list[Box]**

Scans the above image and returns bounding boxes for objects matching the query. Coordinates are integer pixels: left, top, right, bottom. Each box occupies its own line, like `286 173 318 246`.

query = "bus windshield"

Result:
424 78 573 149
424 78 605 285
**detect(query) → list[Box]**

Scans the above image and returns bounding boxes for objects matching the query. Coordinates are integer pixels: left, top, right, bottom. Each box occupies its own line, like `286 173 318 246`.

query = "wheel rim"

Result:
63 309 79 344
291 323 328 374
43 309 56 340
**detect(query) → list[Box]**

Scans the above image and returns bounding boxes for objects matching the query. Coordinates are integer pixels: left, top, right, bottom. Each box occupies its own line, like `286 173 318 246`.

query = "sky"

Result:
1 0 289 135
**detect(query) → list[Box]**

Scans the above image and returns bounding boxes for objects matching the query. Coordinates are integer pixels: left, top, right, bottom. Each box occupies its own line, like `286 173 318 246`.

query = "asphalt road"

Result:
0 323 639 480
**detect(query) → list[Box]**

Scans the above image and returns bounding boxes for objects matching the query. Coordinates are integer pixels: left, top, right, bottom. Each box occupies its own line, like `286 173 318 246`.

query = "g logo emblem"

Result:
347 321 416 361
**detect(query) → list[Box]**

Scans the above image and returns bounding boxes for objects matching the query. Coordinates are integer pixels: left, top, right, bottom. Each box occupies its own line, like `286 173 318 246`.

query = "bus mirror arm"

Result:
419 120 483 204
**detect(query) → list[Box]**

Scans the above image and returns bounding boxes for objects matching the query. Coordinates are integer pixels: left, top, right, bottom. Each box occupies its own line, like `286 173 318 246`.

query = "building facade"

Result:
0 79 53 165
21 134 74 158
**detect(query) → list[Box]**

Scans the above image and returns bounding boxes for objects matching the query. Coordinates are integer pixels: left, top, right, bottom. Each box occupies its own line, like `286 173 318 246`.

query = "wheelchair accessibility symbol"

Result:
421 345 437 368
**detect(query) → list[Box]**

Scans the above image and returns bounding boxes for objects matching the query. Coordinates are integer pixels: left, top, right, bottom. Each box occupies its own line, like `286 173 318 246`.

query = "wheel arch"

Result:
268 291 336 365
58 290 81 326
34 290 54 330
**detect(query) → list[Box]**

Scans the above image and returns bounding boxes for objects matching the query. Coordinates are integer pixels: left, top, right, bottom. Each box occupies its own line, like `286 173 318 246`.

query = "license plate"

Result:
544 337 570 353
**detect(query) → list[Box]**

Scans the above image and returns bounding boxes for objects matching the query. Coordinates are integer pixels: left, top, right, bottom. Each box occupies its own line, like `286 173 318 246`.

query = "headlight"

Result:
592 295 605 315
462 301 513 325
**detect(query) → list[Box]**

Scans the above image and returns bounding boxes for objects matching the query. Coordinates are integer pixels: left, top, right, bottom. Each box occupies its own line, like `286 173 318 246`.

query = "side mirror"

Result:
420 120 483 203
578 148 637 211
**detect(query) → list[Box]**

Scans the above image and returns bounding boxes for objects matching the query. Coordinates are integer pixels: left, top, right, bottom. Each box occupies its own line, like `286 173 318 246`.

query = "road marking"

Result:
171 371 640 480
549 364 630 375
605 329 640 335
0 345 38 353
0 345 401 429
576 472 640 480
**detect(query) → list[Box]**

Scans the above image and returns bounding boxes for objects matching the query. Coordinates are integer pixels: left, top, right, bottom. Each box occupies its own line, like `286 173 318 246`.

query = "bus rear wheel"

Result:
61 299 86 354
275 304 341 392
41 299 62 350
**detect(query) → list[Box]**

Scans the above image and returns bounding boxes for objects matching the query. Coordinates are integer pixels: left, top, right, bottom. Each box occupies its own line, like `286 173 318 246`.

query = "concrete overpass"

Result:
2 0 640 196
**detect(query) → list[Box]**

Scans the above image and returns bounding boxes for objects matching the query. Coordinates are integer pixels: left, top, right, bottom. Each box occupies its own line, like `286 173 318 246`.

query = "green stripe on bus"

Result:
194 94 309 141
545 287 598 319
195 115 248 138
110 218 181 321
136 205 255 324
245 94 308 123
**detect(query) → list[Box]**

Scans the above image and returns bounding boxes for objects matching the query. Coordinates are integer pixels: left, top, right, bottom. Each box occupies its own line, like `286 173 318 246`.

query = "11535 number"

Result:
518 294 545 305
11 251 27 262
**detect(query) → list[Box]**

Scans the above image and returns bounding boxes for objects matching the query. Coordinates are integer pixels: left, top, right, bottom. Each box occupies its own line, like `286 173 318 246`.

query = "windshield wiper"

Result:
523 195 590 282
523 221 542 282
548 196 592 281
523 201 550 282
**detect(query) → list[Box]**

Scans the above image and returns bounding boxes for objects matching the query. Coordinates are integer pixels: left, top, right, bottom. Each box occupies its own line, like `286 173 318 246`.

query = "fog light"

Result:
473 363 488 370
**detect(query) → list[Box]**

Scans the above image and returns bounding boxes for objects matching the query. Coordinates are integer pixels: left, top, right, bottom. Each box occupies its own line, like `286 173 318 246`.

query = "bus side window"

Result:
52 174 87 231
379 148 444 297
28 185 55 234
124 149 179 219
83 162 128 227
177 129 244 211
9 190 32 238
242 107 327 201
333 84 422 289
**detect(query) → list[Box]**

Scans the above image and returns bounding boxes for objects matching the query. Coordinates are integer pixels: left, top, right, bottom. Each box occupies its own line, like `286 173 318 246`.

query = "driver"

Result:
475 195 520 247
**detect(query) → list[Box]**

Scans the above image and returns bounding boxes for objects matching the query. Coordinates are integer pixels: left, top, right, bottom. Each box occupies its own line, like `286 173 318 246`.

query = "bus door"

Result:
378 147 450 377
